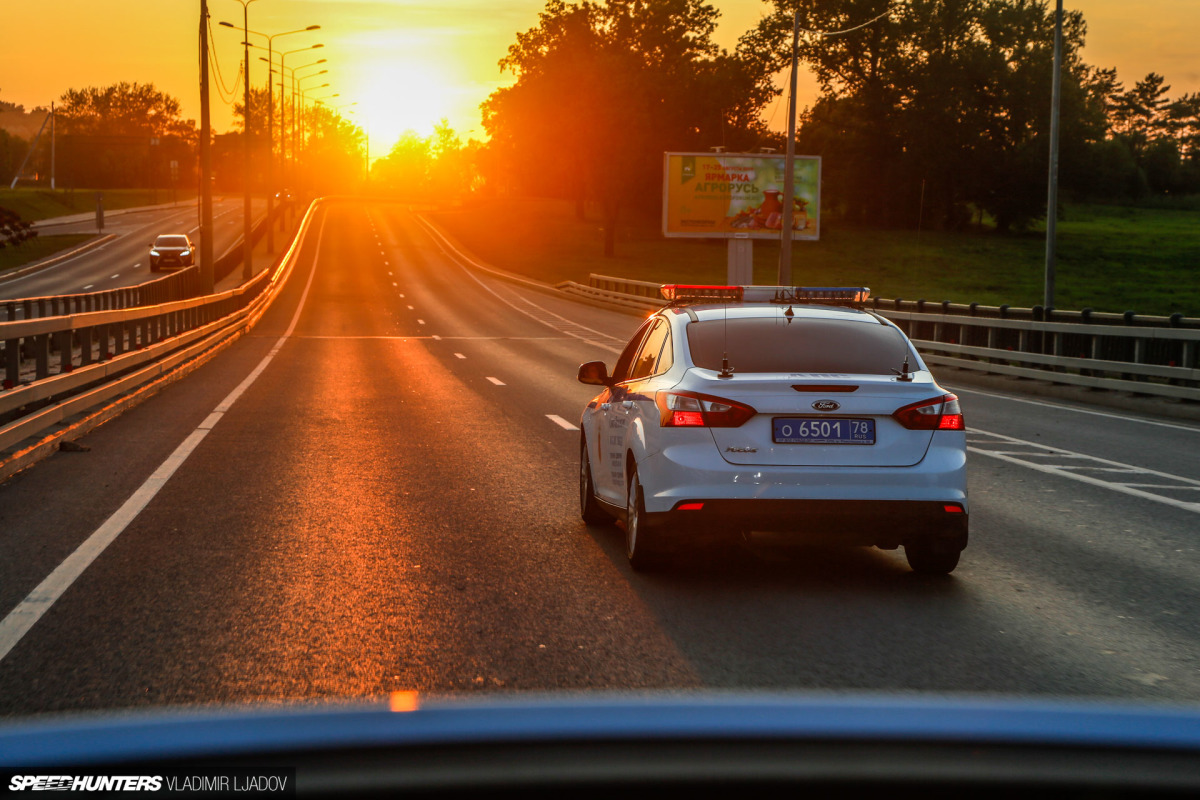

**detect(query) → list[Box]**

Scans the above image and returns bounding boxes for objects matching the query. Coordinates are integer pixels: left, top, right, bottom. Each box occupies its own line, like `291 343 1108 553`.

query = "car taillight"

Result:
655 391 756 428
892 394 965 431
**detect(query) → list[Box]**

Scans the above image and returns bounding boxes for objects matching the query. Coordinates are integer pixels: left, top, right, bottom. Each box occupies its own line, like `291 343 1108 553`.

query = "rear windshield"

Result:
686 317 912 375
155 236 188 247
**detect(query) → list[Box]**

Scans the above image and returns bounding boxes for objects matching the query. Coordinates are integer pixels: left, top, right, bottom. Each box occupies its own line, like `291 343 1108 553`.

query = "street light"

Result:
225 0 260 281
246 41 323 194
282 59 327 176
296 75 330 166
219 21 319 252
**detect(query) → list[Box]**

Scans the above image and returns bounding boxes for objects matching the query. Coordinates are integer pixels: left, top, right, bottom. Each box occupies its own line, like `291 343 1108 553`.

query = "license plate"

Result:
773 417 875 445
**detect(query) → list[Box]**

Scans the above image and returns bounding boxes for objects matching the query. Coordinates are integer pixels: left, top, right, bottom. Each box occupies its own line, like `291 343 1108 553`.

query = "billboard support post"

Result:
727 236 753 285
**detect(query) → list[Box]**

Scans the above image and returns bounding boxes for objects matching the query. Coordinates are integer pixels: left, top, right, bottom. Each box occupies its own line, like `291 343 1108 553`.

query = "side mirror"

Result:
577 361 612 386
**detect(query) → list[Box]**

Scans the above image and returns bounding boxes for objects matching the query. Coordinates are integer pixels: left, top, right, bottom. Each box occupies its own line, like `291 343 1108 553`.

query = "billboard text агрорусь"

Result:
662 152 821 240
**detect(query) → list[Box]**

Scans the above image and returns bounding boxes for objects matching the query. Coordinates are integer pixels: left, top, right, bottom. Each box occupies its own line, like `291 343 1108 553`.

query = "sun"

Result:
357 64 456 148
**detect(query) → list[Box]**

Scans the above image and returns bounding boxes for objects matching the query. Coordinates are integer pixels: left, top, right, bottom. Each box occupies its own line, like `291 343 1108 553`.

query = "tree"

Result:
372 132 433 197
298 105 365 193
57 81 193 138
748 0 1104 231
482 0 776 256
53 82 195 189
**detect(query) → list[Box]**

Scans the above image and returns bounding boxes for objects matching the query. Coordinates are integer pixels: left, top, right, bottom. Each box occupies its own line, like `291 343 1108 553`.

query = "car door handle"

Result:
621 401 635 409
601 403 612 411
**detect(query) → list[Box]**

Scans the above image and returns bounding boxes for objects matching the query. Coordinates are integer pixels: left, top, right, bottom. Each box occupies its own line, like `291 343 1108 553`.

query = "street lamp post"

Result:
221 22 319 253
255 49 325 192
278 49 323 194
295 76 330 187
228 0 259 281
198 0 214 293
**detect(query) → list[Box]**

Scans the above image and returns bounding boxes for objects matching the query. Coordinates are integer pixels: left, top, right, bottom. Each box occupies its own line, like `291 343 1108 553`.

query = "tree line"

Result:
0 81 365 194
4 1 1197 248
370 0 1197 255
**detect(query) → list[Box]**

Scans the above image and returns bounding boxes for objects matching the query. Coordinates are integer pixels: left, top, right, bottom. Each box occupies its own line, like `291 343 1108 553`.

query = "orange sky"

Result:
1 1 1197 159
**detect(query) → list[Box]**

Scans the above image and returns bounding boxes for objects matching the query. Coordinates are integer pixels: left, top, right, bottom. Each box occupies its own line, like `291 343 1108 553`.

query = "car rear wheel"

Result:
579 437 609 525
625 467 666 571
904 539 962 575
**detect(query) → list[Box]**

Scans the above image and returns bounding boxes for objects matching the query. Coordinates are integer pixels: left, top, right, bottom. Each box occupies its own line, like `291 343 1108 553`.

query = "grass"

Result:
0 188 196 222
0 234 95 276
429 198 1200 317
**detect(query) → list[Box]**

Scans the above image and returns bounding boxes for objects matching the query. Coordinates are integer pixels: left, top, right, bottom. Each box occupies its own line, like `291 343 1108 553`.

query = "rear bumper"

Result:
636 432 967 545
648 498 967 547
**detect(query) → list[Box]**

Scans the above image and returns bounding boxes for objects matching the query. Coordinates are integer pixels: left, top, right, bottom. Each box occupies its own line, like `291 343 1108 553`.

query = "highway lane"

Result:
0 198 1198 716
0 198 266 300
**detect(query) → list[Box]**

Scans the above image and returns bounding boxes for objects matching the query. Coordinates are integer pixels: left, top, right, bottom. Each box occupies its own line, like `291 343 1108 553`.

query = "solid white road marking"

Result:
486 376 506 386
414 215 625 354
952 386 1200 435
970 426 1200 514
0 215 327 665
431 335 442 340
547 415 579 431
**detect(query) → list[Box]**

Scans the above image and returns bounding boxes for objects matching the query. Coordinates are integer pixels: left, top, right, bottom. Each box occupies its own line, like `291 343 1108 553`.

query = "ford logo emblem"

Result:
812 400 840 411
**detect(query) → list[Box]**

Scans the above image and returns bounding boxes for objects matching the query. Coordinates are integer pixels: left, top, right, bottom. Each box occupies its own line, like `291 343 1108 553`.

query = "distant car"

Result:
148 234 195 272
577 285 968 573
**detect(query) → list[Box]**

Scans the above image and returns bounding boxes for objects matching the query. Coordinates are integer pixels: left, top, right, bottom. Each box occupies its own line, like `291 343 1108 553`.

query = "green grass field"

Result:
0 188 195 222
0 234 94 276
430 198 1200 317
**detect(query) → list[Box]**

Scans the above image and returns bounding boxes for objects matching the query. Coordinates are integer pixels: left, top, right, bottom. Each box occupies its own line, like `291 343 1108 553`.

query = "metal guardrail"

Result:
573 274 1200 403
0 202 317 461
1 267 204 322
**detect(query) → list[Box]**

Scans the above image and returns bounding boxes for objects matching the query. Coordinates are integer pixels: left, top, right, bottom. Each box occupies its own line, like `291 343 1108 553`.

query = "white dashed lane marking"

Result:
454 353 466 359
546 415 579 431
486 377 506 386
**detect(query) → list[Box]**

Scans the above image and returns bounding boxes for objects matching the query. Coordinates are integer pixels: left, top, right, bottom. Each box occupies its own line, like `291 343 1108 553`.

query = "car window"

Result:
155 236 188 247
627 319 670 382
611 318 655 383
687 317 912 375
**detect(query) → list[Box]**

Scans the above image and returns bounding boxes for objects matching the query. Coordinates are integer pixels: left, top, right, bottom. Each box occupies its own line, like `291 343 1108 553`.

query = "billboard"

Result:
662 152 821 240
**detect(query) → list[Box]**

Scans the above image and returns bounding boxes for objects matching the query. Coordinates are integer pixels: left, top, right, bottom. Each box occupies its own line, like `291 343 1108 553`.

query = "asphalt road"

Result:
1 199 1198 717
0 198 266 300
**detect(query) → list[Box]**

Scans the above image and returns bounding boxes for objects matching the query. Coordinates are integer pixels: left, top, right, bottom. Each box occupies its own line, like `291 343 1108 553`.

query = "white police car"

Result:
577 285 968 574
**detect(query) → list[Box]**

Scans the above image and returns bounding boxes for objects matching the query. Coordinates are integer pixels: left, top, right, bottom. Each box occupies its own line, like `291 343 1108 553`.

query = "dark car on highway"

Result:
148 234 195 272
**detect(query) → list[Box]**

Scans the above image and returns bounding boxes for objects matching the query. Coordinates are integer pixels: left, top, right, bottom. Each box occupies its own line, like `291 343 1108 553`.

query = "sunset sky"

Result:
1 1 1197 160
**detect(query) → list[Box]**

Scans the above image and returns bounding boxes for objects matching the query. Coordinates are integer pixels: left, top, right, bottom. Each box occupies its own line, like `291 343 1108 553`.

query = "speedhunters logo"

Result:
4 771 294 797
9 776 162 791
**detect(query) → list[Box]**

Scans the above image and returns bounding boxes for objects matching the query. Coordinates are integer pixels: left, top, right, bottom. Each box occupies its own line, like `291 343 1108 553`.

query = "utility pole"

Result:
778 11 800 285
1044 0 1063 311
199 0 215 293
265 42 274 253
240 1 255 282
50 102 55 190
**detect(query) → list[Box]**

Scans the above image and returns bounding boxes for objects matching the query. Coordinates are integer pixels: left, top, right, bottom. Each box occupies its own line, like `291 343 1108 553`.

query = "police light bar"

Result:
660 285 745 303
741 286 871 306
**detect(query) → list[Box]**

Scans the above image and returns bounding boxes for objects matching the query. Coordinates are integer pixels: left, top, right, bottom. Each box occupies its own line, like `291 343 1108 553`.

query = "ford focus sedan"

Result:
577 285 968 574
